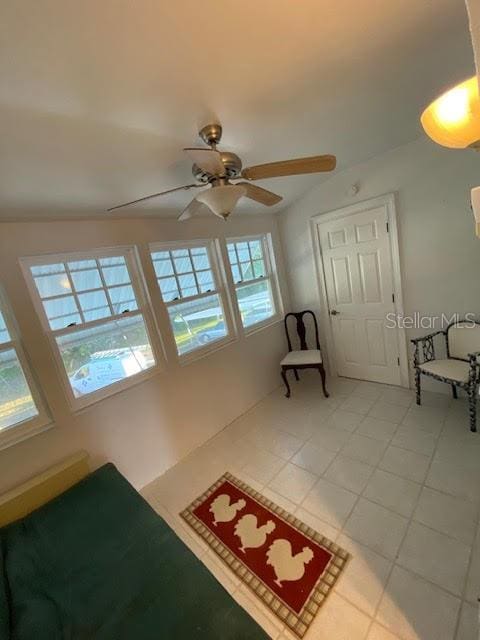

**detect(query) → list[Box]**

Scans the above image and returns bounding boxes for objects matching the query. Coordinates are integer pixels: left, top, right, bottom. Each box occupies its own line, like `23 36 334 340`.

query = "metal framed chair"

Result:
281 310 328 399
411 319 480 432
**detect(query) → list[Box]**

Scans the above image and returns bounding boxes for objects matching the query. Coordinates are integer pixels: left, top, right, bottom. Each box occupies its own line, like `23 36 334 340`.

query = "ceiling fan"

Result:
108 123 336 220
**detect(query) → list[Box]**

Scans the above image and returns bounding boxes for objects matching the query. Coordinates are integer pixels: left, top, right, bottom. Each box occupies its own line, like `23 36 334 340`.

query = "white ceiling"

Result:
0 0 475 220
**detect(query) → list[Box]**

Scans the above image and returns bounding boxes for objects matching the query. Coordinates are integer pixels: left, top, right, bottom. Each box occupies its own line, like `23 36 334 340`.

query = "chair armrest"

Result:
410 330 445 345
467 351 480 384
411 331 446 366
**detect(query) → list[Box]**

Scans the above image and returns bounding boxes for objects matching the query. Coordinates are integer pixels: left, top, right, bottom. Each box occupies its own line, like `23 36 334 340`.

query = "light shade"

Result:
196 184 247 219
421 77 480 149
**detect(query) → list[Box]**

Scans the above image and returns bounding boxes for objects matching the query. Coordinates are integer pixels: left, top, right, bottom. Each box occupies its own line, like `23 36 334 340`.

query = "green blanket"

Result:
0 464 269 639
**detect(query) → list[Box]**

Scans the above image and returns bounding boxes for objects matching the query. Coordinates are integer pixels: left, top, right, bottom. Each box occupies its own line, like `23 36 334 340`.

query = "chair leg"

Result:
319 365 329 398
451 384 457 400
294 369 300 381
415 369 421 405
468 386 477 433
281 368 291 399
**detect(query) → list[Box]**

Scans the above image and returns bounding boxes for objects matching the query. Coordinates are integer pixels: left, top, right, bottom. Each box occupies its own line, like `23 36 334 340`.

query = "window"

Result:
227 235 279 329
0 288 50 448
23 249 158 407
151 241 231 356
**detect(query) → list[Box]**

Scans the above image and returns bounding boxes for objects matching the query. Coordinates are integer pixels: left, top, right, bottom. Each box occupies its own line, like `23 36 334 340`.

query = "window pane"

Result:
178 273 198 297
192 253 209 270
236 280 275 328
98 256 125 267
153 259 174 278
236 243 250 262
34 273 71 298
231 265 241 283
228 248 238 265
249 240 262 259
30 263 65 276
253 260 265 278
108 285 137 314
56 316 155 398
174 256 193 274
167 294 227 355
0 348 38 430
70 268 102 292
101 265 130 286
159 277 179 301
78 290 109 313
83 308 111 322
43 296 79 325
196 270 214 293
68 259 96 271
151 250 169 260
0 311 11 344
241 262 254 280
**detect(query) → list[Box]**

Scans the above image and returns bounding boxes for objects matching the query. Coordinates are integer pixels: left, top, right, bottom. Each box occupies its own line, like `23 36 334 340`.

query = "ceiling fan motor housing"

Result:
192 151 242 182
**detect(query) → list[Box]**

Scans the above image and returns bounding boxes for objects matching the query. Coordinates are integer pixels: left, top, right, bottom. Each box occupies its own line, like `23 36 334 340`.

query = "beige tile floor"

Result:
142 373 480 640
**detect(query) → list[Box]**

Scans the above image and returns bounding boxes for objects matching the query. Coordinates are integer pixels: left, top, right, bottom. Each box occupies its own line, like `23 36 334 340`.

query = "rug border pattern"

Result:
180 472 350 638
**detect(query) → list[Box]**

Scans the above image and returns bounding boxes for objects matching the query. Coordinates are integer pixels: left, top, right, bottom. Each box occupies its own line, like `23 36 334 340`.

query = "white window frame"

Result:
225 233 283 334
0 286 51 450
149 238 236 363
21 246 162 411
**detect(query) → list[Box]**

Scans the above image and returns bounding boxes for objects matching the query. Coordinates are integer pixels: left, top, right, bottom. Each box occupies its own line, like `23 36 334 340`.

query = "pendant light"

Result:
196 184 247 220
420 76 480 149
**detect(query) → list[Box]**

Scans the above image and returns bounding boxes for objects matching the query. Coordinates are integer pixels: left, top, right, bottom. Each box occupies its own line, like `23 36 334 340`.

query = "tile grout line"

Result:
145 382 476 640
451 462 480 639
358 399 451 640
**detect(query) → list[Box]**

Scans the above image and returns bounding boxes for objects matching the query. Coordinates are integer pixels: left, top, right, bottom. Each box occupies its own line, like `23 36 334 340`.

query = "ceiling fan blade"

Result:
183 148 225 174
178 198 204 222
235 182 282 206
242 155 336 181
107 184 202 212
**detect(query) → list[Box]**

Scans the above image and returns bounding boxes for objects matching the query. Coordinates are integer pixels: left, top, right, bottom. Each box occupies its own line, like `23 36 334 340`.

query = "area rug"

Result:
180 472 350 638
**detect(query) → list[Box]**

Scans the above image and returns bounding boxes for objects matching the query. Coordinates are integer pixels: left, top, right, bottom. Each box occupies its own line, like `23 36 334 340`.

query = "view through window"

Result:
151 244 228 355
227 237 276 328
27 252 156 401
0 306 40 433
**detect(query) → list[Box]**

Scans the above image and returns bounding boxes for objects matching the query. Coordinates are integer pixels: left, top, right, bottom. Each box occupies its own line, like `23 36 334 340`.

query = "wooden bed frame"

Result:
0 451 90 527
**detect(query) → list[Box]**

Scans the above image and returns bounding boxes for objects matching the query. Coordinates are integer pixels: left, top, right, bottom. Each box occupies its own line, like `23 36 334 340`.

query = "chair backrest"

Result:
284 310 320 352
447 320 480 360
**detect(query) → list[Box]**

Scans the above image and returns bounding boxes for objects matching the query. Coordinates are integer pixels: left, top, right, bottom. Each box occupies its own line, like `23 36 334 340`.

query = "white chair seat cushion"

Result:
281 349 322 366
419 358 470 382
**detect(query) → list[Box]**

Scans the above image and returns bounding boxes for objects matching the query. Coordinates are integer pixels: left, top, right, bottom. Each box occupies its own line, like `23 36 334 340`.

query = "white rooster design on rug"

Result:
266 539 314 587
209 494 246 526
234 514 276 552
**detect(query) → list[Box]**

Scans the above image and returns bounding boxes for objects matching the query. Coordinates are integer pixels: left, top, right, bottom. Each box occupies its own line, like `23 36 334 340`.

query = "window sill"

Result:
0 418 54 452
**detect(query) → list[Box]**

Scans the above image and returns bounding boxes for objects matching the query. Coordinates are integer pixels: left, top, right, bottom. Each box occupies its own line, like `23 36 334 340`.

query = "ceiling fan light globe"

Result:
196 184 246 218
421 76 480 148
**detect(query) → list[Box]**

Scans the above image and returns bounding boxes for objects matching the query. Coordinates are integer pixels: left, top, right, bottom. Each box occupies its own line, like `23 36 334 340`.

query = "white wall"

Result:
278 137 480 390
0 214 289 492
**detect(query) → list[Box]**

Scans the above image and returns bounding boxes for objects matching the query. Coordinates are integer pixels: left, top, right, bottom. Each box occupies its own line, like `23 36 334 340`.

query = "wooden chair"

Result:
281 310 328 399
411 319 480 432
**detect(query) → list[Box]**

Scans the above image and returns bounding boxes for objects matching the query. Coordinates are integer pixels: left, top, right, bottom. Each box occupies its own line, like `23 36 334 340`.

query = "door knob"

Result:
330 309 339 316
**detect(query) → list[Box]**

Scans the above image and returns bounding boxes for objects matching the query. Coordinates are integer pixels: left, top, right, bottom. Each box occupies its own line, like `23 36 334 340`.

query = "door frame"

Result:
310 192 409 388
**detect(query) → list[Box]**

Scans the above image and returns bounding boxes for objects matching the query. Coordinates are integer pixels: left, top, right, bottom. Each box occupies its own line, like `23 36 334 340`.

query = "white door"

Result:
317 203 401 385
